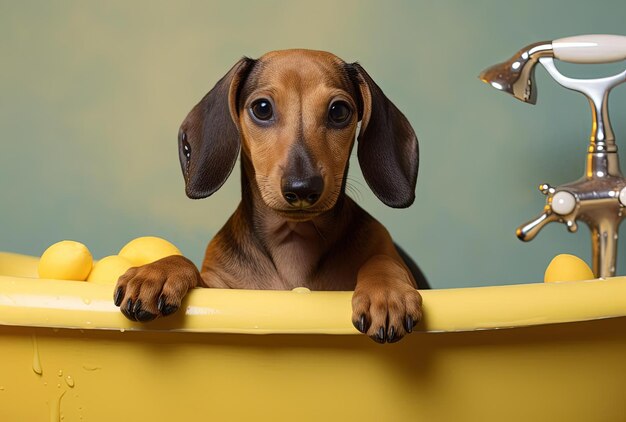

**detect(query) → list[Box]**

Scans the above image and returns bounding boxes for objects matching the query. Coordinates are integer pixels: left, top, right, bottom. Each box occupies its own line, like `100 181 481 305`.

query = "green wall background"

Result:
1 1 625 288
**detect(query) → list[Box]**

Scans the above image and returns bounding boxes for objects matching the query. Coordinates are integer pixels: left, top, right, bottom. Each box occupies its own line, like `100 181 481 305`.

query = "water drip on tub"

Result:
50 390 65 422
32 335 43 375
65 376 74 388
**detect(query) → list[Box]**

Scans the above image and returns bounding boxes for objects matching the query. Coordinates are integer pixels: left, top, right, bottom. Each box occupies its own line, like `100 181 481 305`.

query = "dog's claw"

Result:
369 326 387 343
387 326 396 343
157 294 178 316
132 299 143 314
135 310 157 322
161 303 179 317
376 326 386 343
131 299 156 321
124 298 136 321
405 315 414 333
157 295 166 313
114 286 124 307
355 314 368 333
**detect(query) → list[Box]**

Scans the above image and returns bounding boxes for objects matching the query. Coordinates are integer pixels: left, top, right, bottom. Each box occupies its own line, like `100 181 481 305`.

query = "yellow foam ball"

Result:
544 254 594 283
38 240 93 281
87 255 133 284
118 236 182 266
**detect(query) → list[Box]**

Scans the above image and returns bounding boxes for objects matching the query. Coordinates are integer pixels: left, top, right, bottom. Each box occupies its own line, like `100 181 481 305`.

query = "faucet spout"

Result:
516 209 560 241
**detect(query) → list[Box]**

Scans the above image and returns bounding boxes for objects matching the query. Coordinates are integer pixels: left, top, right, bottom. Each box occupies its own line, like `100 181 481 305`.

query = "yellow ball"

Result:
38 240 93 281
544 254 594 283
87 255 133 284
118 236 181 266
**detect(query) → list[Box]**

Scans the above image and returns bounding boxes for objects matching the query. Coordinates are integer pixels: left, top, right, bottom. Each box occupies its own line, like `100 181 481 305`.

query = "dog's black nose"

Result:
282 176 324 207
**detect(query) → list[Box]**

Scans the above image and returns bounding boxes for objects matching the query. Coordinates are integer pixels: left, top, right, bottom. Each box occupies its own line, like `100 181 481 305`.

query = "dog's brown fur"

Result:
114 49 424 343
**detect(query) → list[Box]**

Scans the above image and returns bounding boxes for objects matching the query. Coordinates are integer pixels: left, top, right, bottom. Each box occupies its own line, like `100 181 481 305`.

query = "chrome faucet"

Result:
480 35 626 278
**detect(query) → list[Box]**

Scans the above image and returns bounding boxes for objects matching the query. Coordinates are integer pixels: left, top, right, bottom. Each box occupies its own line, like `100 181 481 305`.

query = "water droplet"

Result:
0 386 4 391
57 383 61 388
81 364 101 371
32 335 43 375
65 376 74 388
292 287 311 294
120 328 125 333
57 370 63 377
82 298 91 305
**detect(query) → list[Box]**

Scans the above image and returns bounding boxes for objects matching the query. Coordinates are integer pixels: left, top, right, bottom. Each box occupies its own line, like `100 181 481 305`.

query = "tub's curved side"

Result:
1 317 625 422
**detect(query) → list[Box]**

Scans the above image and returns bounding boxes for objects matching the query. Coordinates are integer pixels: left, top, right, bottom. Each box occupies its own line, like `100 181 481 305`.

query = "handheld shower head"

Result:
481 36 626 103
479 41 553 104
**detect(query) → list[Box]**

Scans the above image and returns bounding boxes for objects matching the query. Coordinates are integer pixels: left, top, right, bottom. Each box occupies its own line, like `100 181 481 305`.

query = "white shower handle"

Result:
553 34 626 64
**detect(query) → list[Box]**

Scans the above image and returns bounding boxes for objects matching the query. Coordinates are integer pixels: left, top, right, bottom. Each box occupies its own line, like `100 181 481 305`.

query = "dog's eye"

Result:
250 99 273 121
328 101 351 126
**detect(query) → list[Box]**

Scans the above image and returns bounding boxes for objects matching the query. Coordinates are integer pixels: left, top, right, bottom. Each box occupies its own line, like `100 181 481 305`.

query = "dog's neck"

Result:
238 154 352 286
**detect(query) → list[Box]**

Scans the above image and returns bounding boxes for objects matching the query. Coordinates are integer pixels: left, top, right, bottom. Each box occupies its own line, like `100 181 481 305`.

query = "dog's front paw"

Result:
351 281 422 344
113 255 200 322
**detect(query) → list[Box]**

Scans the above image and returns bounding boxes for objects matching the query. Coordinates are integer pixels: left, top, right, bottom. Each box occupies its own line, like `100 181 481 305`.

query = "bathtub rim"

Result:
1 252 626 335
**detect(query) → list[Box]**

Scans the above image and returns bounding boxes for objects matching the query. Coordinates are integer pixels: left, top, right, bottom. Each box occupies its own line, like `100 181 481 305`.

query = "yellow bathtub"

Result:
1 251 625 422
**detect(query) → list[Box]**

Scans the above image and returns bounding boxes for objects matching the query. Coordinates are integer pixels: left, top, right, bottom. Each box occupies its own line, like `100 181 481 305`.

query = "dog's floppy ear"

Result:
178 57 255 199
349 63 419 208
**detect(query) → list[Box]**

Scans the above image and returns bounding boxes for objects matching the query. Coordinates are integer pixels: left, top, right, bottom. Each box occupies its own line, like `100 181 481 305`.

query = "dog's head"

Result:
178 49 418 220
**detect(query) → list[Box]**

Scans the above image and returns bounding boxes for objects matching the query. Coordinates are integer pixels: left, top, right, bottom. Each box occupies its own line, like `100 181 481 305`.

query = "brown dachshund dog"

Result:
114 49 428 343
